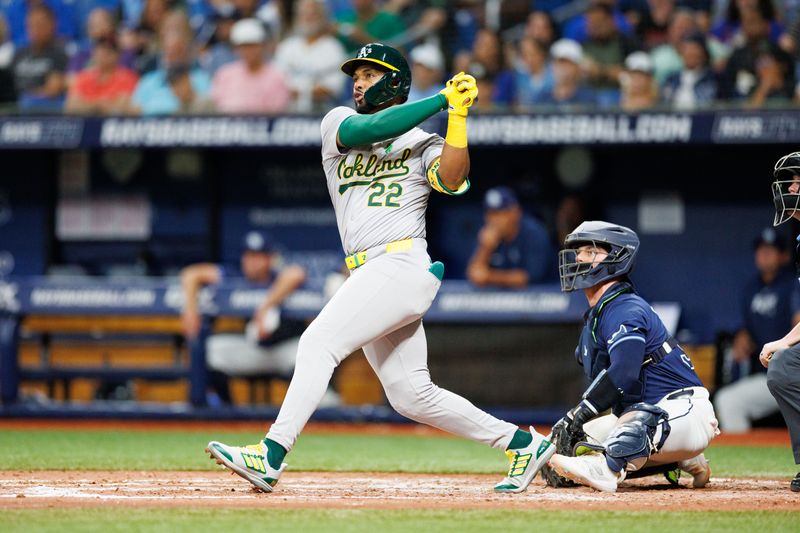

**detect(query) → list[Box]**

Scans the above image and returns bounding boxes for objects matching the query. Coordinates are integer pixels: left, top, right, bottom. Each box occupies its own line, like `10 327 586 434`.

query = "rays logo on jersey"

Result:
608 324 630 344
337 148 412 193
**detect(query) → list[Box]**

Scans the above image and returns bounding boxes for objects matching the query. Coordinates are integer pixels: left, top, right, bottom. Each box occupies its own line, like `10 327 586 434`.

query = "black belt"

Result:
642 337 680 367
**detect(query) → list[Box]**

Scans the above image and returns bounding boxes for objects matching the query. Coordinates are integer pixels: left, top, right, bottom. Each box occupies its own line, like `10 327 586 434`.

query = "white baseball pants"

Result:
207 335 298 376
583 387 719 467
713 374 779 433
266 242 519 451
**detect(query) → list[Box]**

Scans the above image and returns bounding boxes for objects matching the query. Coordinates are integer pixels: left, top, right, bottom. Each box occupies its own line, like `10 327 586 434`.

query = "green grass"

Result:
0 429 797 478
0 430 504 472
1 509 798 533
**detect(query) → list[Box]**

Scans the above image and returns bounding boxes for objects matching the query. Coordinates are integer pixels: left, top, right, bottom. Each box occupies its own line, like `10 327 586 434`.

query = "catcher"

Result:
541 221 719 492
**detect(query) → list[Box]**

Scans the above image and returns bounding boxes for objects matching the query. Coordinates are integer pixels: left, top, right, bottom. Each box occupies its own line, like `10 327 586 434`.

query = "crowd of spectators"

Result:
2 0 800 114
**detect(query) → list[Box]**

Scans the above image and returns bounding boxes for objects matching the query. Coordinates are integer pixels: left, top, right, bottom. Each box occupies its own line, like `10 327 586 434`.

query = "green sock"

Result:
263 438 287 469
507 429 533 450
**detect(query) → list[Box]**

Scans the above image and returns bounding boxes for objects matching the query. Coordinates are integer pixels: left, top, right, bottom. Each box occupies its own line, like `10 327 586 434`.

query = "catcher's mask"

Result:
772 151 800 226
341 43 411 113
559 221 639 292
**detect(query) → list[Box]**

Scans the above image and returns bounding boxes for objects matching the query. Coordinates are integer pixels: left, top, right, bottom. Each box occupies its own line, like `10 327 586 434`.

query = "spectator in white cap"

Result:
619 51 658 111
407 42 444 102
540 38 596 108
274 0 347 113
211 18 291 114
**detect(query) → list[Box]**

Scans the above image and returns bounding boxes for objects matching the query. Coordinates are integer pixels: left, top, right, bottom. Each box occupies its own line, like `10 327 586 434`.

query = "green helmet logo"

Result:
341 43 412 109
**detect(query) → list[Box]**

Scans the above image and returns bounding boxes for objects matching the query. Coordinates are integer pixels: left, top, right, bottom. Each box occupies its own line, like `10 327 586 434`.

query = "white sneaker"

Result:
679 453 711 488
494 427 555 493
549 452 625 493
206 440 287 493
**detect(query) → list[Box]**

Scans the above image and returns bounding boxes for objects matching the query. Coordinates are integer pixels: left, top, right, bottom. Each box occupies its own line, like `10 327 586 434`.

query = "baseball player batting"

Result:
206 43 552 494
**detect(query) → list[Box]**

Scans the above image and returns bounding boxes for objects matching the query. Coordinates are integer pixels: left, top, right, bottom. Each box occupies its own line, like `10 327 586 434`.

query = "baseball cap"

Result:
410 44 444 72
753 227 788 251
484 186 519 211
212 2 237 20
550 39 583 64
231 18 267 45
624 51 653 74
242 230 275 254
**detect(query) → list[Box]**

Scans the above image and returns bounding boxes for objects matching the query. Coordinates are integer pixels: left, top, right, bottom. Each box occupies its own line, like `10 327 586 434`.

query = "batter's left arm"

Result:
437 143 469 190
437 72 479 190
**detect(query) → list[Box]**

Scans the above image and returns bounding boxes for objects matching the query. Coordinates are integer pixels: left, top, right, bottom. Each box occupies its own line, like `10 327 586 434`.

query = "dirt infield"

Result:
1 470 797 511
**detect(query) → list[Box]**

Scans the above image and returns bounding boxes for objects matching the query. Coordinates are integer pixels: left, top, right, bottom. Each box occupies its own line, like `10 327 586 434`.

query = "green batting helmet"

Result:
341 43 411 108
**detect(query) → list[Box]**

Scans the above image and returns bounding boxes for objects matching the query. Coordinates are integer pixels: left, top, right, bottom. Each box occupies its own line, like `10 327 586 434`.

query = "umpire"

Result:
761 151 800 492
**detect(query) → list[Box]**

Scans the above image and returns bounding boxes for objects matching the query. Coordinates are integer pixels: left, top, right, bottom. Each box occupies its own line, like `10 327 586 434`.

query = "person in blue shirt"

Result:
546 221 719 492
512 37 555 108
561 0 633 43
131 27 211 115
3 0 77 47
467 186 555 288
714 228 800 433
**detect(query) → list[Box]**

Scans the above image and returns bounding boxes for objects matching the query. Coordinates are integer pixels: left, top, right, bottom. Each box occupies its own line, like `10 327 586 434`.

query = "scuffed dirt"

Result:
0 470 797 511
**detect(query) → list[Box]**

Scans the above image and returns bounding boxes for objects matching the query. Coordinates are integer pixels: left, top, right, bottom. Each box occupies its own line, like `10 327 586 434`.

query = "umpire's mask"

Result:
773 151 800 226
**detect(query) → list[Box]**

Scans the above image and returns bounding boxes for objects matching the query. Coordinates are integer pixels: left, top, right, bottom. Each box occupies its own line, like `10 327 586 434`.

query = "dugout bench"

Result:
0 277 326 407
0 277 599 412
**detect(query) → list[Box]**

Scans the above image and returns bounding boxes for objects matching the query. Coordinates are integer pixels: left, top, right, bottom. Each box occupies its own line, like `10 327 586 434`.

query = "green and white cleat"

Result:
206 440 287 493
494 427 555 493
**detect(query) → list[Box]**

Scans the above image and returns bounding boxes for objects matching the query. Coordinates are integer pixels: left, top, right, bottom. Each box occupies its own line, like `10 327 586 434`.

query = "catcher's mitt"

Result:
540 419 585 488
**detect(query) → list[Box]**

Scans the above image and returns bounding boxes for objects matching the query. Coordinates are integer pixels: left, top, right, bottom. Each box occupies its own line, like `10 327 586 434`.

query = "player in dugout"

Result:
180 230 307 405
467 186 555 288
205 43 554 494
759 151 800 492
543 221 719 492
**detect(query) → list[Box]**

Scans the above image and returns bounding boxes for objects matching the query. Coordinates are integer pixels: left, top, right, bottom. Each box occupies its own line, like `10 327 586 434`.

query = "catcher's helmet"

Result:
772 151 800 226
559 221 640 292
341 43 411 109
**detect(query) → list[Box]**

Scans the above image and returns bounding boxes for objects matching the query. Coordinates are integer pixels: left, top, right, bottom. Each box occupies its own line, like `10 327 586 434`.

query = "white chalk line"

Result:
0 476 784 502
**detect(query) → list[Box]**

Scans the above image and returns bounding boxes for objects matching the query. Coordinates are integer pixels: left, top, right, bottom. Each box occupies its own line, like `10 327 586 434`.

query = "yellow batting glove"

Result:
439 72 478 117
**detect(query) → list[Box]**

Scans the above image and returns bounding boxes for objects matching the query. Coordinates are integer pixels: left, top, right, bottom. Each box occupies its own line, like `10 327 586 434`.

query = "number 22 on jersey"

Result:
367 182 403 207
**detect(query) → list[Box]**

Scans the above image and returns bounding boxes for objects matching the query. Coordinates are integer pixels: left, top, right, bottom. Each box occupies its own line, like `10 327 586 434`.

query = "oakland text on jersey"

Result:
336 148 412 194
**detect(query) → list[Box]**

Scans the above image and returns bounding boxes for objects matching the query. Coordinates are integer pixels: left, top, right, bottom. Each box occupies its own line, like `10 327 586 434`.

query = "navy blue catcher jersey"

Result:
576 282 703 413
